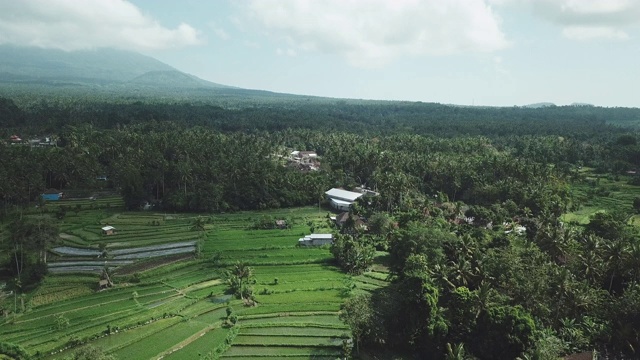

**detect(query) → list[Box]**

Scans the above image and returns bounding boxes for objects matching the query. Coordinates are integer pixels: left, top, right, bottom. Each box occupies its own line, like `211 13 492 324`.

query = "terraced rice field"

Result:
562 170 640 224
0 204 389 359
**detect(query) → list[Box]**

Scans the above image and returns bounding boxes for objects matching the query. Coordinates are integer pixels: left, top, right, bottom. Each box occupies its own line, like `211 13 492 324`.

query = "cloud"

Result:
562 26 630 41
276 48 297 57
247 0 508 68
495 0 640 41
0 0 202 51
209 22 230 40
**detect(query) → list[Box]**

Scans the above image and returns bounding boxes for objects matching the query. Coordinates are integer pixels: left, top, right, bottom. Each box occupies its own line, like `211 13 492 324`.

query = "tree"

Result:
4 217 57 285
330 234 375 275
190 216 207 232
223 262 255 301
633 196 640 213
469 305 536 360
340 294 373 354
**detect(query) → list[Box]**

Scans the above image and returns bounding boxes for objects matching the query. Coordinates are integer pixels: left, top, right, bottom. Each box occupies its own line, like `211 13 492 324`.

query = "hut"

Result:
101 225 116 236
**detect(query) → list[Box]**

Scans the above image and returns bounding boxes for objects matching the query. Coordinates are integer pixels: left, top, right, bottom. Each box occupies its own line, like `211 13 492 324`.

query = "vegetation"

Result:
2 84 640 359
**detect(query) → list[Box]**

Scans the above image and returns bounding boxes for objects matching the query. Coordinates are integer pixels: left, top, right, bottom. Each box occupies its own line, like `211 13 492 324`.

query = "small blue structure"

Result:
41 189 63 201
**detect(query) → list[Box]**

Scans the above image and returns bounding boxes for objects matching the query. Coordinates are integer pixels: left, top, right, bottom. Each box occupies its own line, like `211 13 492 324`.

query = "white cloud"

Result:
209 22 230 40
562 26 629 41
0 0 202 51
531 0 640 26
494 0 640 41
276 48 297 57
247 0 509 68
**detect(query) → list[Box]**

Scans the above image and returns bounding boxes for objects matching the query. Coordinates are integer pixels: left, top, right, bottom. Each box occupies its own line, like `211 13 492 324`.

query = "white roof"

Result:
325 188 363 202
308 233 332 239
102 226 115 231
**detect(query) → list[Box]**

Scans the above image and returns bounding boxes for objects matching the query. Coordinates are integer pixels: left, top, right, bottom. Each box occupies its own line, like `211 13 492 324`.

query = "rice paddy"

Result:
0 199 389 359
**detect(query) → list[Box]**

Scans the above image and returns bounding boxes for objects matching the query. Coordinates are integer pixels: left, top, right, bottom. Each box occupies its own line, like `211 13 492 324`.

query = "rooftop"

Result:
325 188 363 202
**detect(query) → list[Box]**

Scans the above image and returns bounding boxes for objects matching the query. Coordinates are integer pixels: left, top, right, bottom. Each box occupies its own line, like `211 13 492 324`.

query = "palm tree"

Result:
604 240 628 294
445 342 469 360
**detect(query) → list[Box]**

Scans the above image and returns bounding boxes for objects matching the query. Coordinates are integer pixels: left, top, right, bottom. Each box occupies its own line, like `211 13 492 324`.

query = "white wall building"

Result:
298 233 333 246
325 188 364 211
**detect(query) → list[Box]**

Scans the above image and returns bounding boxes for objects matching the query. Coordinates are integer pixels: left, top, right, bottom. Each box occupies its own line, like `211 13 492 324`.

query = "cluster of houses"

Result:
287 150 320 172
7 135 57 147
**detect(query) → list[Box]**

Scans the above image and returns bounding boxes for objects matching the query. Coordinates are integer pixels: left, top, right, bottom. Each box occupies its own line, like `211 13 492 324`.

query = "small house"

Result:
98 279 111 290
102 225 116 236
275 219 287 229
298 233 333 246
41 189 63 201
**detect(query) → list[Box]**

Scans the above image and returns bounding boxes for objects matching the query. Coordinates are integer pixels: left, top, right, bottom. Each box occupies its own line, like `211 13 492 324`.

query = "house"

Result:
335 212 366 230
41 189 63 201
102 225 116 236
291 150 317 160
98 279 111 290
325 188 364 211
9 135 22 143
275 219 287 229
298 233 333 246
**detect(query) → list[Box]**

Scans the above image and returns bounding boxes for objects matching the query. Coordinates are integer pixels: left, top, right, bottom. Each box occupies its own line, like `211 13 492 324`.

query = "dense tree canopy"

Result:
2 92 640 359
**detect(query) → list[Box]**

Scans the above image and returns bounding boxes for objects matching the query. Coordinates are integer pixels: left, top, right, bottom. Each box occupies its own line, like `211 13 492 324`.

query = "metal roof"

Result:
325 188 363 202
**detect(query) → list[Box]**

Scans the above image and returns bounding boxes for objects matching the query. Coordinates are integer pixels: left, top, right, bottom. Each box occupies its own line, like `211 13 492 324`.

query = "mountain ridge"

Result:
0 45 230 89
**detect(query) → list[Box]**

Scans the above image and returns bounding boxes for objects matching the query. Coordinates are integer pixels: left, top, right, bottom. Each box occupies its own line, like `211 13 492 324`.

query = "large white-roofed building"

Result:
325 188 364 211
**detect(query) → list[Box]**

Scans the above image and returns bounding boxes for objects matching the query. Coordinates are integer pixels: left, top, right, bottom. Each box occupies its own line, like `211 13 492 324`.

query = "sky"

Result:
0 0 639 107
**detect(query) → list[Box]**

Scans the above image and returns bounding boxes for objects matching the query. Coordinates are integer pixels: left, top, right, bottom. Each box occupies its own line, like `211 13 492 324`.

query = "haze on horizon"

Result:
0 0 638 107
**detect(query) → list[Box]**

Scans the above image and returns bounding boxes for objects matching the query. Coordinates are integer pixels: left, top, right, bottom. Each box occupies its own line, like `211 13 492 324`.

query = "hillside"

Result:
0 45 229 89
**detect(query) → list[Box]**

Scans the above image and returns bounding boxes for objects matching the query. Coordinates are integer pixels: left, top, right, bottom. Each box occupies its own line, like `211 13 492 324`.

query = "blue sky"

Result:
1 0 639 107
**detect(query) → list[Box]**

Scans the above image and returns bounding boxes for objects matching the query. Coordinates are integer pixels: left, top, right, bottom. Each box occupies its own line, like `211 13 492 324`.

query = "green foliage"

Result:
330 234 375 275
339 294 372 354
68 345 115 360
223 262 255 300
470 305 536 360
0 342 31 360
55 314 70 330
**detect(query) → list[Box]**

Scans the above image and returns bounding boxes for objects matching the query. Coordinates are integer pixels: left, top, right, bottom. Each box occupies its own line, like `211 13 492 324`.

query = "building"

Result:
325 188 364 211
291 150 317 160
335 212 366 230
41 189 63 201
298 233 333 246
102 225 116 236
275 219 287 229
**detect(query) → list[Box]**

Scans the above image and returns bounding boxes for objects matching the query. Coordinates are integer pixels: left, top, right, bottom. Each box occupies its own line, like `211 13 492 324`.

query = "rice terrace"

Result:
0 197 385 359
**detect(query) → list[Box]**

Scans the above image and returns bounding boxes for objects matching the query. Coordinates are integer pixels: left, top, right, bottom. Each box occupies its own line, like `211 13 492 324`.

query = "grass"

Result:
0 203 362 360
562 170 640 225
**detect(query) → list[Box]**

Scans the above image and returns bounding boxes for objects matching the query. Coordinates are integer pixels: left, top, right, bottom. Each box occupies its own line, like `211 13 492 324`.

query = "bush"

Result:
0 342 31 360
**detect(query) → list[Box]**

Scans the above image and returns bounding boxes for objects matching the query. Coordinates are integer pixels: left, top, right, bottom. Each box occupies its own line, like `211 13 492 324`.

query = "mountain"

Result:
522 102 556 108
126 70 230 89
0 45 230 89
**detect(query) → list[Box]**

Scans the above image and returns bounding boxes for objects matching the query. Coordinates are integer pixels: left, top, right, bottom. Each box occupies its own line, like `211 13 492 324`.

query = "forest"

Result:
2 92 640 360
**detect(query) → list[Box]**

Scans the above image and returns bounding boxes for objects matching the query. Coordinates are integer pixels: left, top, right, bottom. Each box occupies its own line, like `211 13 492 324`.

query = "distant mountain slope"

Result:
523 102 556 108
127 70 231 89
0 45 230 89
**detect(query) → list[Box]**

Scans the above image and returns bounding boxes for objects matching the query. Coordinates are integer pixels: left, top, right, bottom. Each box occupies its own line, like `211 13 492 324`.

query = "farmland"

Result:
0 199 386 359
562 168 640 224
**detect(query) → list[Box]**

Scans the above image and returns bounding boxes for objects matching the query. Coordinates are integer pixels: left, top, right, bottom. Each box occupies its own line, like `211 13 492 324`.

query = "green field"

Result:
0 203 388 359
562 169 640 224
